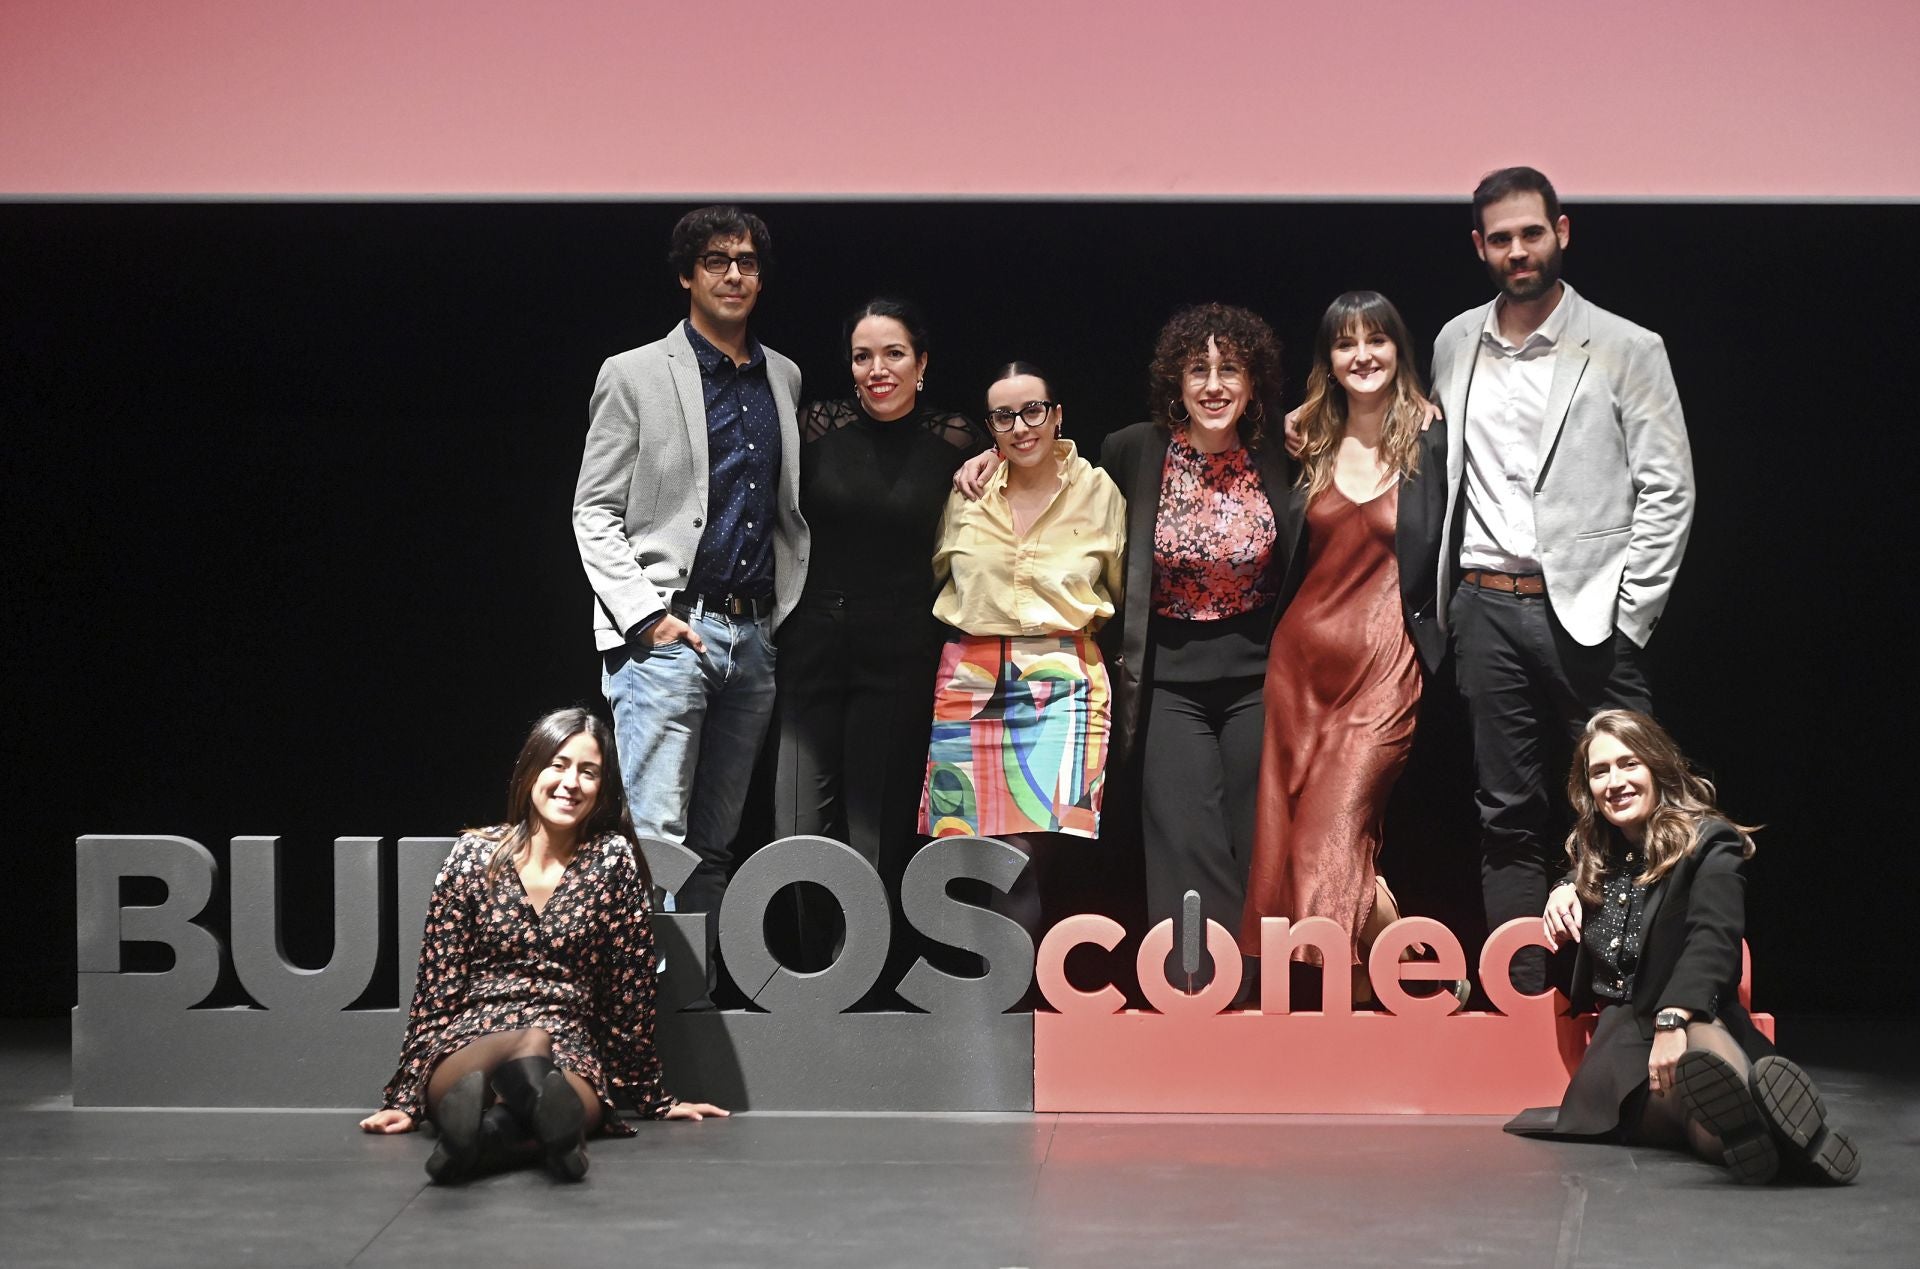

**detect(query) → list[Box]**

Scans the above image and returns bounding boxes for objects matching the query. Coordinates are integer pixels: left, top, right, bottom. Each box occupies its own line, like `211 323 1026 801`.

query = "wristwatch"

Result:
1653 1008 1691 1031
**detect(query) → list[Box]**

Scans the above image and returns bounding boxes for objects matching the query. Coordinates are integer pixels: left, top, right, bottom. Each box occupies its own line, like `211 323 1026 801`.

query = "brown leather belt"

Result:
1462 570 1546 596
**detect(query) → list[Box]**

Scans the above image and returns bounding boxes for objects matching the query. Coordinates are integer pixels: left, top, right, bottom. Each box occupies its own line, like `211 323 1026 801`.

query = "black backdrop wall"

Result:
6 200 1914 1017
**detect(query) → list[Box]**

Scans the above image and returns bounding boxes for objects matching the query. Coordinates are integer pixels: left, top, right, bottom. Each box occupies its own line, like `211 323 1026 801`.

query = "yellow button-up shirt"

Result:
931 440 1127 636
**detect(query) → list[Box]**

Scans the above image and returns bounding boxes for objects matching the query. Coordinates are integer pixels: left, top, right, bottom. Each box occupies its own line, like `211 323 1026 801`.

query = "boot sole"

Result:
1674 1049 1778 1184
424 1071 487 1184
533 1069 589 1181
1751 1055 1861 1185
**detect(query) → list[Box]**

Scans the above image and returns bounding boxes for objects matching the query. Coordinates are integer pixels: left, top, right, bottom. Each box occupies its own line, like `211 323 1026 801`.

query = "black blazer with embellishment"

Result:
1566 818 1771 1053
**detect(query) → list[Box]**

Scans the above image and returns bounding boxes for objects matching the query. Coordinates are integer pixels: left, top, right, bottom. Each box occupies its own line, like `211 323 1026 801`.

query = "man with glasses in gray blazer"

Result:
573 206 808 999
1432 167 1695 995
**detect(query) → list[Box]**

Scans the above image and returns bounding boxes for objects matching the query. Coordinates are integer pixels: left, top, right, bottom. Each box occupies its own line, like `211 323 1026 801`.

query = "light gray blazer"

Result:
572 322 809 651
1432 284 1694 648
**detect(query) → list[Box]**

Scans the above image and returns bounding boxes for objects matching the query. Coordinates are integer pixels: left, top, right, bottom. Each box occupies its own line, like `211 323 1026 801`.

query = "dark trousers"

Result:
773 594 941 970
1452 584 1652 993
1140 674 1266 980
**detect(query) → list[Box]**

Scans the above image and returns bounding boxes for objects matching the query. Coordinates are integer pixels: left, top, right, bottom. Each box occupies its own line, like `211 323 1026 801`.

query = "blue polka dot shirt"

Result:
683 320 778 598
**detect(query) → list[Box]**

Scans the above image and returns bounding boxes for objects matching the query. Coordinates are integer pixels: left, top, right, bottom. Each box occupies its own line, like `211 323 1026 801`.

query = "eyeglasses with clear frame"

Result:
696 252 761 276
985 400 1059 432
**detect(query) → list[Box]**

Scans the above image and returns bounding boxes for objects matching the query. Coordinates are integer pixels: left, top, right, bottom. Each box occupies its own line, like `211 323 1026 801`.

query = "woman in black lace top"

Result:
775 299 984 905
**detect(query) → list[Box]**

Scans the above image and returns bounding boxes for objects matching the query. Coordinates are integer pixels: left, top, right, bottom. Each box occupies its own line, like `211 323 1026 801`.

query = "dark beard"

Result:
1494 244 1562 302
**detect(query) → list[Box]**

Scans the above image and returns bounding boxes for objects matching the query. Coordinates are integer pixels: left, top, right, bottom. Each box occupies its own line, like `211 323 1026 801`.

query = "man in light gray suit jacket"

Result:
1432 167 1694 994
573 206 808 988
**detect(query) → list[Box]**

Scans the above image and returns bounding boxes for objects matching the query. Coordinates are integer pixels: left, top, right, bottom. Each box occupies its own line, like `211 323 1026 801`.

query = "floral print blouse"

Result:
1150 428 1278 619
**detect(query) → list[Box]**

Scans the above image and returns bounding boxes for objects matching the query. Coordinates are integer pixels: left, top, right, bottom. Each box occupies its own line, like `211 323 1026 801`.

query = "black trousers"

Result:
1452 584 1651 993
1140 674 1266 979
774 594 941 870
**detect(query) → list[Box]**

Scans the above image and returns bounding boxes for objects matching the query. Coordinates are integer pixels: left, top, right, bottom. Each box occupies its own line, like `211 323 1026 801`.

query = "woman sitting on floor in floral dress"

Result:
359 706 724 1183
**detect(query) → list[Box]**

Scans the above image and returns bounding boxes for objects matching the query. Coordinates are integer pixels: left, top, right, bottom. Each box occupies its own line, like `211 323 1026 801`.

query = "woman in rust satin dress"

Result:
1241 293 1448 993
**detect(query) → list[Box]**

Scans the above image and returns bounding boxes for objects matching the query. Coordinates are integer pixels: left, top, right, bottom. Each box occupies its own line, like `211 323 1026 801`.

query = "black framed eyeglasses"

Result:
985 400 1058 432
697 251 761 276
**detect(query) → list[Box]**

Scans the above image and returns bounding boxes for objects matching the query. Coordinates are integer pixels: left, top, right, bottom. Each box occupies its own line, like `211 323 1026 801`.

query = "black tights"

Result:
1627 1019 1747 1162
425 1028 602 1134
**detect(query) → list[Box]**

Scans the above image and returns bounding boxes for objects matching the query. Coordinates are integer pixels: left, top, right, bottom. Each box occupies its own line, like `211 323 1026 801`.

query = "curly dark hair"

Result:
667 205 773 280
1147 303 1284 448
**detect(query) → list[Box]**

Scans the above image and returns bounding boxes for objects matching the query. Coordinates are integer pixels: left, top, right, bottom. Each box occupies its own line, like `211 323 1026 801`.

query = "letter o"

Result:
717 836 889 1014
1138 918 1241 1017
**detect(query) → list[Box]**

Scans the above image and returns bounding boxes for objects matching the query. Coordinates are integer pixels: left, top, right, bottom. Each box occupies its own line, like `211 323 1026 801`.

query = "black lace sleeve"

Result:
801 398 859 443
924 408 989 453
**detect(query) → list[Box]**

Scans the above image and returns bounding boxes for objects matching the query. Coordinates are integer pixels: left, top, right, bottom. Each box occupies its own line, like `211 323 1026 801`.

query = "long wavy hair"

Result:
1292 291 1430 497
1564 709 1757 904
1146 303 1283 449
480 707 648 888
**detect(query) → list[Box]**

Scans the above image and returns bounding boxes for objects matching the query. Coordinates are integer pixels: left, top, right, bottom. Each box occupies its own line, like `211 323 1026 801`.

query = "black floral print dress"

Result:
379 830 672 1135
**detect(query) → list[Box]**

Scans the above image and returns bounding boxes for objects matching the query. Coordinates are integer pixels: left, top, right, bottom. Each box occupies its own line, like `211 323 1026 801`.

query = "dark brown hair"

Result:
668 205 773 280
1472 166 1562 233
1292 291 1430 497
1147 303 1283 448
1564 709 1756 904
480 707 649 887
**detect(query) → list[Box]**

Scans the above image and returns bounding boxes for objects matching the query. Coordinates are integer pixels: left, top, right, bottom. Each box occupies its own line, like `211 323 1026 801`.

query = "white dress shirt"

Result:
1459 292 1573 574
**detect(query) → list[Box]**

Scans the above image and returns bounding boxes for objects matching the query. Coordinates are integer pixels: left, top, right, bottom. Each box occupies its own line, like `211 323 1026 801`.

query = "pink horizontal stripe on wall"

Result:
4 0 1917 199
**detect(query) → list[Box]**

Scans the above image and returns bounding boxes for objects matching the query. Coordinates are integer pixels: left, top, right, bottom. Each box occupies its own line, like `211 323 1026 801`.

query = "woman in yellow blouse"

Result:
920 362 1127 933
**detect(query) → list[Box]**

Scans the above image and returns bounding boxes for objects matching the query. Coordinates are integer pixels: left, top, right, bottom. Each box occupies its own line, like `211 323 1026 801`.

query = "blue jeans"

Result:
602 611 778 929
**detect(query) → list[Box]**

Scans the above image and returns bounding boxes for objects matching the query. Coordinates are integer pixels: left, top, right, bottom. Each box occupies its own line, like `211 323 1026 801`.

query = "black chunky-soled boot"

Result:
492 1056 589 1182
423 1070 487 1184
1674 1049 1779 1184
1751 1055 1862 1185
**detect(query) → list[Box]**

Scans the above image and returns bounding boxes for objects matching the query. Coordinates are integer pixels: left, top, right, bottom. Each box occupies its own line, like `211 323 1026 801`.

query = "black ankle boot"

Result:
1751 1055 1862 1185
464 1104 531 1178
1674 1049 1779 1184
492 1057 589 1182
424 1070 487 1184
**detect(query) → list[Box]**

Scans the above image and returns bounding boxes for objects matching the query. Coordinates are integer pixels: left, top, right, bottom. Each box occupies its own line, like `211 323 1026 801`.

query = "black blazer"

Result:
1567 819 1769 1052
1095 420 1293 760
1270 416 1450 675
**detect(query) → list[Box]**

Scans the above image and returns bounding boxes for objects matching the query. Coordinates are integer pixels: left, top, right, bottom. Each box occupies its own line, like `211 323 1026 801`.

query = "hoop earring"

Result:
1247 400 1266 423
916 378 925 391
1169 398 1191 424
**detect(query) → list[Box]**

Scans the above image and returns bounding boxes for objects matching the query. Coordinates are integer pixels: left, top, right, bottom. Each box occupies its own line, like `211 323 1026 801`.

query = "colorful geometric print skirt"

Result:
919 632 1111 840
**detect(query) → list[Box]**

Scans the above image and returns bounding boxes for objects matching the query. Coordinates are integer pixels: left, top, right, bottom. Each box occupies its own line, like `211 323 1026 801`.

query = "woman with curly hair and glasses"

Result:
1239 291 1449 1004
1505 709 1859 1185
360 707 725 1184
1098 304 1292 984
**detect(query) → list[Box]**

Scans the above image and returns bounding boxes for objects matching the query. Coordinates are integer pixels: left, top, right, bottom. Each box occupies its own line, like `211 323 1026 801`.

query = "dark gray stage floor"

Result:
4 1018 1913 1268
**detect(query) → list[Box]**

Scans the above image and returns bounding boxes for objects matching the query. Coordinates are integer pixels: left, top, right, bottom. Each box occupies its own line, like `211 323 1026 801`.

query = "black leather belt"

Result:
670 590 773 619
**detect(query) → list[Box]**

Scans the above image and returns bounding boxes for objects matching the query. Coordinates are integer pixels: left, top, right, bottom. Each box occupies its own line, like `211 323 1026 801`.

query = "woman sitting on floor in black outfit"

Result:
360 707 725 1184
1505 709 1858 1185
